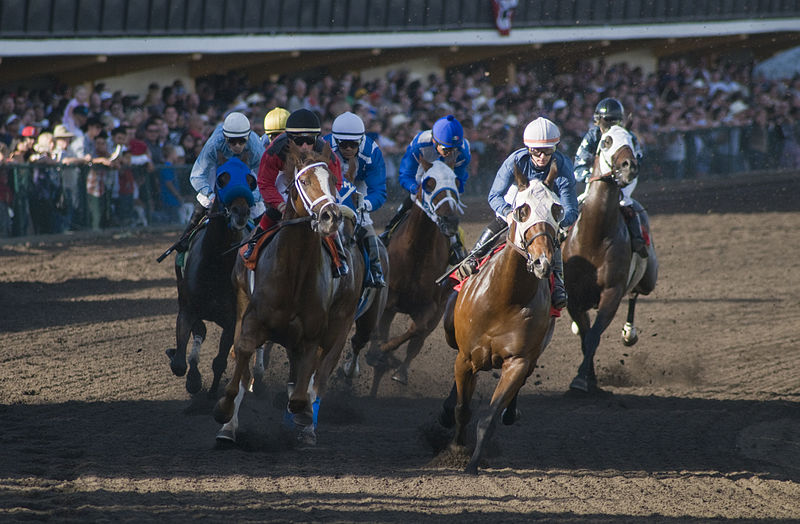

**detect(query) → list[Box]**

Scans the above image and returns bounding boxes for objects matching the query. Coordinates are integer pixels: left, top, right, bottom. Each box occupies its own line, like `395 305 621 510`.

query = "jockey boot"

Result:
456 227 496 280
552 246 568 309
242 225 263 260
363 235 386 288
332 233 350 278
175 201 207 253
448 234 468 266
378 197 412 246
622 205 648 258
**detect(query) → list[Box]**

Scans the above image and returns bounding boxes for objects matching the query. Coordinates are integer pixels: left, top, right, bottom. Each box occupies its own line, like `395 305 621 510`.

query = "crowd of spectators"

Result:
0 51 799 237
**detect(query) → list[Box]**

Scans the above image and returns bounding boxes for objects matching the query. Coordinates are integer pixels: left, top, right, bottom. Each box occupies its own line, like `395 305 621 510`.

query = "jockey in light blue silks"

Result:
379 114 471 265
573 97 647 257
174 111 265 252
458 117 579 309
324 111 388 288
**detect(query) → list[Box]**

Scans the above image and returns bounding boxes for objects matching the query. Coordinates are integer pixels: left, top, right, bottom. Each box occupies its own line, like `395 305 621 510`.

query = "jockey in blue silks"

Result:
324 111 388 288
174 111 265 252
458 117 578 309
379 114 471 265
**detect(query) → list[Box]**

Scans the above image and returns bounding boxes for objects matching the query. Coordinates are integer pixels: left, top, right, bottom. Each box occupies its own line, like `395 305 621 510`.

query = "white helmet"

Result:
222 112 251 139
523 117 560 148
332 111 365 142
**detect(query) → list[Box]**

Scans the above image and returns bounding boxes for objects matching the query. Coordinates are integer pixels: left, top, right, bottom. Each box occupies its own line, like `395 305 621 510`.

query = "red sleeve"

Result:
328 153 342 191
257 148 285 208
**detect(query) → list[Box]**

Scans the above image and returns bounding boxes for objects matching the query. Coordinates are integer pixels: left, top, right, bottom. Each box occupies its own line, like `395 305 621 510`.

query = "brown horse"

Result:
562 125 658 393
441 170 563 474
367 157 462 385
213 142 361 445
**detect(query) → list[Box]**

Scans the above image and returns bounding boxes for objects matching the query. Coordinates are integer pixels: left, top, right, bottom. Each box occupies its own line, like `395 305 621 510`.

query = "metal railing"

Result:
1 124 797 238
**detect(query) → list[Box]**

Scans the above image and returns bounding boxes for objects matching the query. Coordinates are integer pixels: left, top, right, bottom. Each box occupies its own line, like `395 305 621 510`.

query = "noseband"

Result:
509 226 556 273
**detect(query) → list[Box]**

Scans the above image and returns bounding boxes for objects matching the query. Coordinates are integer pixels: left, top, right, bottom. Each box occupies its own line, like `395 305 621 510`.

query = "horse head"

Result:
416 156 464 237
284 140 342 237
214 158 256 231
509 167 562 279
595 125 638 186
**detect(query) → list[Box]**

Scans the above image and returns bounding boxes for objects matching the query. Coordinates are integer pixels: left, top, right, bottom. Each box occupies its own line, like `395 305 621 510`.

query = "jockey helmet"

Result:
285 108 321 135
594 98 625 124
332 111 365 142
432 115 463 148
222 112 251 139
523 117 560 148
263 107 290 135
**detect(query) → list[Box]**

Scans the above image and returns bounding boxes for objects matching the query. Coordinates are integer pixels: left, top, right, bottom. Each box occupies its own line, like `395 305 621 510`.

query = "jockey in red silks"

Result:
246 108 349 276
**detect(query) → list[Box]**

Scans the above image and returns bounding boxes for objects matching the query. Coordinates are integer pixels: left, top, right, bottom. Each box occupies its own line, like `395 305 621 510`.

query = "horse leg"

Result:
391 306 442 384
466 359 529 475
208 323 234 399
185 321 206 394
343 312 374 379
571 290 624 393
216 378 246 443
251 343 271 396
621 292 639 346
452 354 476 449
213 309 265 424
287 342 318 428
501 392 520 426
167 308 195 378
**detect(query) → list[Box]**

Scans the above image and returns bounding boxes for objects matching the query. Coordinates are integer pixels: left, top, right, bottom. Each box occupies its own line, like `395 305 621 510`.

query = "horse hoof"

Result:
216 426 236 443
212 399 233 425
501 408 521 426
621 322 639 346
569 376 590 393
438 408 455 428
296 425 317 447
186 367 202 395
464 462 480 475
391 368 408 385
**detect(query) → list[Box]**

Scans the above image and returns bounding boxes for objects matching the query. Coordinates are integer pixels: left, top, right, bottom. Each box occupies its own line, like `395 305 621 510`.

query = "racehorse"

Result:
367 157 462 385
562 125 658 393
441 171 563 474
213 142 361 445
166 158 257 397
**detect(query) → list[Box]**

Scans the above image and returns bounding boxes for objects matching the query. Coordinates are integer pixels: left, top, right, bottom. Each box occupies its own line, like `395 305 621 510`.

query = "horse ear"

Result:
417 154 433 172
320 140 332 161
544 161 558 189
513 162 528 190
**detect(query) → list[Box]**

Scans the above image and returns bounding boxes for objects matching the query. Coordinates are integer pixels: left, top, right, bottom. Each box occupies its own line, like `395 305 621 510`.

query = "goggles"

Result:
290 134 317 146
336 139 361 150
528 147 556 158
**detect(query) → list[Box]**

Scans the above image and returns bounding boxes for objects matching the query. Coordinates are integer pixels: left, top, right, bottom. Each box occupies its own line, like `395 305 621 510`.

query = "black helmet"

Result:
594 98 624 124
285 109 321 135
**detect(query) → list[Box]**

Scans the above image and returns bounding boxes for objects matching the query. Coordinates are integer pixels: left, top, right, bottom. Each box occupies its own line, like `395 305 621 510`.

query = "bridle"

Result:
291 161 339 231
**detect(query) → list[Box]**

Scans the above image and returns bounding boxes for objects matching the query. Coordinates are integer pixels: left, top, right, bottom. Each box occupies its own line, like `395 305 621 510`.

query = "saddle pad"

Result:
239 229 277 271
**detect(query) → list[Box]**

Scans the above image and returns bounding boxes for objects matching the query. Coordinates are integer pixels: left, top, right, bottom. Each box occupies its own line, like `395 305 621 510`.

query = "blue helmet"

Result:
432 115 463 148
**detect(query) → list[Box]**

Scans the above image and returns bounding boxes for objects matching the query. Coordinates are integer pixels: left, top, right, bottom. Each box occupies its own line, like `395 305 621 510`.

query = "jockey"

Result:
262 107 290 147
324 111 387 288
379 114 471 265
574 97 647 257
245 108 349 277
176 111 265 252
458 117 578 309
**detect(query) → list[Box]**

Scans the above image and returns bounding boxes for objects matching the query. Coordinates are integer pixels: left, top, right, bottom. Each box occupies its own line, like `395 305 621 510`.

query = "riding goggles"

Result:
528 147 556 158
290 134 317 146
335 139 361 150
434 140 456 154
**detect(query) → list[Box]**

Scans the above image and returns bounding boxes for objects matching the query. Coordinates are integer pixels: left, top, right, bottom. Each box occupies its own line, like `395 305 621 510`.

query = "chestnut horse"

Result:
441 172 563 474
213 143 361 445
367 158 462 385
166 158 256 397
562 125 658 393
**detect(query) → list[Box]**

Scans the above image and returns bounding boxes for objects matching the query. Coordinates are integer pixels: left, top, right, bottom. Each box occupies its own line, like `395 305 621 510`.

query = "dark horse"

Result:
368 157 462 385
214 142 362 445
562 125 658 393
166 157 257 397
441 170 563 474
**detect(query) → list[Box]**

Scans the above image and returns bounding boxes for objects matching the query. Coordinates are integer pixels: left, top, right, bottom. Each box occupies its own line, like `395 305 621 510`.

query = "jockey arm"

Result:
553 153 579 228
257 149 286 209
453 141 471 193
361 144 387 212
487 150 520 218
398 141 421 195
190 134 221 206
573 126 601 183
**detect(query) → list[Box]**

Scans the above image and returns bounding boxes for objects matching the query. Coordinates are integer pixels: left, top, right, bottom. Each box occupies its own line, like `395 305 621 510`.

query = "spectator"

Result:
156 143 185 224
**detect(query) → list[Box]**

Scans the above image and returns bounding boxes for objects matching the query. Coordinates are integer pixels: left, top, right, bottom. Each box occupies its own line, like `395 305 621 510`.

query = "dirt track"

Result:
1 172 799 523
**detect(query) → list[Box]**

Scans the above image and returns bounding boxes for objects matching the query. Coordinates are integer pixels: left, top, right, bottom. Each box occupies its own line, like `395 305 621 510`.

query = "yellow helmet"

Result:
263 107 290 135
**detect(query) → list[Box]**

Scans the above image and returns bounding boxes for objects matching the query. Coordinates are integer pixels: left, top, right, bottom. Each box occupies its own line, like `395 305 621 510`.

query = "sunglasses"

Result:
528 147 556 158
290 135 317 146
336 139 360 150
434 141 456 154
226 137 247 146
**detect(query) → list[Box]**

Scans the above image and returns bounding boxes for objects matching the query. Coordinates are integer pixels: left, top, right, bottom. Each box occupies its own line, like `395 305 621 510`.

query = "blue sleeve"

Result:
487 152 517 218
246 133 265 173
363 143 387 212
555 153 579 227
398 136 421 194
453 140 471 193
190 129 221 196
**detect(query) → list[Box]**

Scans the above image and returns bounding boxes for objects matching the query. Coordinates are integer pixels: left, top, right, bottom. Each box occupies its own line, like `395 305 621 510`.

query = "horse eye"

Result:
423 178 436 193
513 204 530 222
